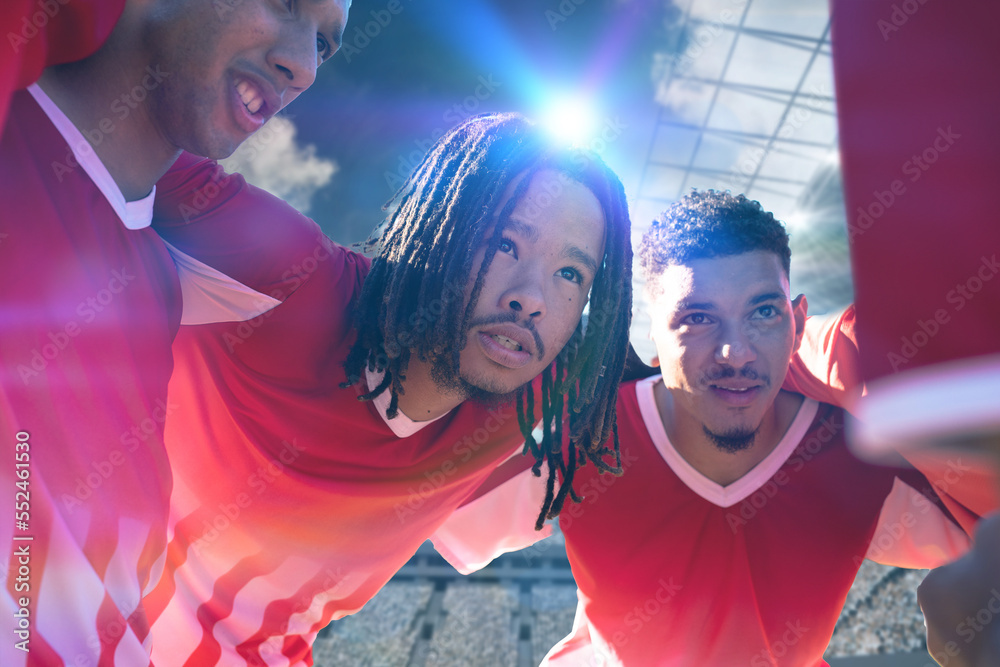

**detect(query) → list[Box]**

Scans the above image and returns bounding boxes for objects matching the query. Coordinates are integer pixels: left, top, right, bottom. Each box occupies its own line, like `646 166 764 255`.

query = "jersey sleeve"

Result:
865 477 971 568
1 0 124 131
153 151 334 302
782 305 865 410
153 152 371 381
431 453 553 574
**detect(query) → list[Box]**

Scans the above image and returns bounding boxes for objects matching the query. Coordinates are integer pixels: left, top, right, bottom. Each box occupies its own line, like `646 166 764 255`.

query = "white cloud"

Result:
220 116 337 214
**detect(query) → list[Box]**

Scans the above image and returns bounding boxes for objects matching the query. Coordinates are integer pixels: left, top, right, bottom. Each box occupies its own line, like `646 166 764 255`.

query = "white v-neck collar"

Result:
365 368 450 438
634 375 819 508
28 84 154 230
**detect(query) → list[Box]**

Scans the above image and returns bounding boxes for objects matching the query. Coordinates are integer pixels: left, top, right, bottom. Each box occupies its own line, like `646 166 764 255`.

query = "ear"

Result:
650 355 660 368
790 294 808 355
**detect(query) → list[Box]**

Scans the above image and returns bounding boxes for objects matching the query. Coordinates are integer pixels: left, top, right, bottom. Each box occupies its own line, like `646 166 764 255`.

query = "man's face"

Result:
648 251 805 450
145 0 350 158
453 169 606 400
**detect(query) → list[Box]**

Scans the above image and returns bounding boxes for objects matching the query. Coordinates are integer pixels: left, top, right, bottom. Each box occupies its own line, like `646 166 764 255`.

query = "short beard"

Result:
703 425 758 454
429 355 518 409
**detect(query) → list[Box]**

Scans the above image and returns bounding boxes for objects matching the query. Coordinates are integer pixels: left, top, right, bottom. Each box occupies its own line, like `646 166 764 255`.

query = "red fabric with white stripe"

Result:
0 0 124 132
1 91 179 665
147 156 535 666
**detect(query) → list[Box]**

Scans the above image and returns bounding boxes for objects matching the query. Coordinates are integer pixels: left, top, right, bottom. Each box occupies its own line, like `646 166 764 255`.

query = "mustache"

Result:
466 312 546 360
703 366 770 385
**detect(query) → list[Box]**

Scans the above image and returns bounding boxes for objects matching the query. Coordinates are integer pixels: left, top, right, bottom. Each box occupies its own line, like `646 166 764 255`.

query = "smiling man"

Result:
142 113 632 665
0 1 348 664
433 189 971 666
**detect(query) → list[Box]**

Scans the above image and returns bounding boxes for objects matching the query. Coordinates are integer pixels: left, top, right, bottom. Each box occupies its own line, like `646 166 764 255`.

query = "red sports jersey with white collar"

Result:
147 155 537 666
544 377 956 666
1 88 180 665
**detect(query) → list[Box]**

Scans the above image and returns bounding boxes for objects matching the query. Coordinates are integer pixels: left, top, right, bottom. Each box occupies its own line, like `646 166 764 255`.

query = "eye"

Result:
497 237 517 258
751 305 777 319
682 313 710 325
317 34 331 62
558 267 583 284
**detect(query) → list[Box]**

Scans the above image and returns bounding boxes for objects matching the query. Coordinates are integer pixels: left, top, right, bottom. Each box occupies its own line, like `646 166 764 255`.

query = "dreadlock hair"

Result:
639 189 791 293
341 112 633 529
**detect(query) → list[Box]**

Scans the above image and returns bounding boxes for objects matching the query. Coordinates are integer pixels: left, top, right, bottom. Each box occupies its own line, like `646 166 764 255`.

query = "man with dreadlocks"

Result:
432 189 972 666
137 112 633 665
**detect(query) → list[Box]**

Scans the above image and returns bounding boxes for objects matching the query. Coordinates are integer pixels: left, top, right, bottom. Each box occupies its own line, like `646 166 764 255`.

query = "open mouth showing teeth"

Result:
714 386 751 392
236 80 263 115
491 334 523 351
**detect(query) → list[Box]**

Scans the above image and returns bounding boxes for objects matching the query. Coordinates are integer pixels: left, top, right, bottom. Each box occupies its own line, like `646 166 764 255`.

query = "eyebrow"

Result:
566 245 601 277
676 300 716 312
676 292 785 312
748 292 786 306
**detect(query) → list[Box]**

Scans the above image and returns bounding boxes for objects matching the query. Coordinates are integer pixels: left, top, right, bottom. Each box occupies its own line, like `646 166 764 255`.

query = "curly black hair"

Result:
342 113 633 528
639 189 790 290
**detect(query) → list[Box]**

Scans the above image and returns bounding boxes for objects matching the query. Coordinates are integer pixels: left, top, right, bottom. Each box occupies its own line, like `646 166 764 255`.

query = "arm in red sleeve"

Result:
783 304 864 411
153 151 337 301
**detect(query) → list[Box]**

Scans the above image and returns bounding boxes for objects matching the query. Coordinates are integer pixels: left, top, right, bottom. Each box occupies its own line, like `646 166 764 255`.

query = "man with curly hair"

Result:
434 189 971 666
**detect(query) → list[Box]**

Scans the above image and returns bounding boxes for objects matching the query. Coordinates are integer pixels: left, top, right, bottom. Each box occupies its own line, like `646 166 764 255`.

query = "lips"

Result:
708 384 762 407
476 323 536 369
229 73 279 134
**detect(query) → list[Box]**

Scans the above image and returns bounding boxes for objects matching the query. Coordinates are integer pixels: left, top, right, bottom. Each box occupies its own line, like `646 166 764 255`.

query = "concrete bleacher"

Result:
315 531 933 666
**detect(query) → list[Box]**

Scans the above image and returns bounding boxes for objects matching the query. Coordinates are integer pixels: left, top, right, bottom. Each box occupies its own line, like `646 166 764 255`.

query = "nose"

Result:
714 320 757 368
268 23 319 94
503 272 546 320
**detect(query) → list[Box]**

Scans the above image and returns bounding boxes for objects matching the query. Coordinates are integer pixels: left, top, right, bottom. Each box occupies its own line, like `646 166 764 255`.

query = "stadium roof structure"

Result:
627 0 852 345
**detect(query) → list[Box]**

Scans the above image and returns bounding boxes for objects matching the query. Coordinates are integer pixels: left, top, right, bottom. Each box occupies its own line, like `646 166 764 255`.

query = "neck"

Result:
36 3 179 201
655 381 803 486
392 358 466 422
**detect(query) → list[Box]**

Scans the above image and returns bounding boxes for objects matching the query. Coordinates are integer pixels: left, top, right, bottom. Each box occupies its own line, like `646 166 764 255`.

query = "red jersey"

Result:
434 376 969 666
1 88 180 665
146 155 536 666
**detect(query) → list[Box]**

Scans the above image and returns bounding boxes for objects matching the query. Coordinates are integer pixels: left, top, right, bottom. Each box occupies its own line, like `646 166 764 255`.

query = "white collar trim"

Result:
27 83 154 230
634 375 819 508
365 368 449 438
